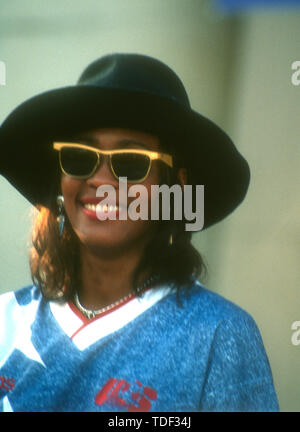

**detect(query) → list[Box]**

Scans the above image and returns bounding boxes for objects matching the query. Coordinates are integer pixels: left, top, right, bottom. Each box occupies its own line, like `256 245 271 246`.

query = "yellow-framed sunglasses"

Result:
53 142 173 183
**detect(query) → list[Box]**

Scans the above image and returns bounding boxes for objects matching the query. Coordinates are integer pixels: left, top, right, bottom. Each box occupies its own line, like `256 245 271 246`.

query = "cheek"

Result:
61 175 81 195
60 176 82 214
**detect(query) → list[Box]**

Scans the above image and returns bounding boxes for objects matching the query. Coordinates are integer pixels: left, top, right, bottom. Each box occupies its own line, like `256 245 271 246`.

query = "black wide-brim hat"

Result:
0 53 250 229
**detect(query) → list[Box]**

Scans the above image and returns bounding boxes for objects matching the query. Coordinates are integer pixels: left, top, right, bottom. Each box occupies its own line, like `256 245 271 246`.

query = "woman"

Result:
0 53 279 412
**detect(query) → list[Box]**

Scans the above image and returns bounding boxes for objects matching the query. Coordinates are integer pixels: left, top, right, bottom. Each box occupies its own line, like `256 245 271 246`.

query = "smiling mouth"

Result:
80 200 128 220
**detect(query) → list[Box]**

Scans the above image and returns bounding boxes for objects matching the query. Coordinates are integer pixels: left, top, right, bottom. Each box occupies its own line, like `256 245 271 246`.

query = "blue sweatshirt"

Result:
0 281 279 412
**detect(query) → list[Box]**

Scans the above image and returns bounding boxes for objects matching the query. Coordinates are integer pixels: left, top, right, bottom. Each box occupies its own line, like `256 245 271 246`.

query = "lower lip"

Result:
81 205 126 221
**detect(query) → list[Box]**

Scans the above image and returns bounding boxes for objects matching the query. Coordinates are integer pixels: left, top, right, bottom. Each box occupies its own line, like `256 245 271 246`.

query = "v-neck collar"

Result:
49 285 172 350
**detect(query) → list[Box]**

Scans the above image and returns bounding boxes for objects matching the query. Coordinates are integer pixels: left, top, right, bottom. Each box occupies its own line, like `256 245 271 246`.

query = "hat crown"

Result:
77 53 191 108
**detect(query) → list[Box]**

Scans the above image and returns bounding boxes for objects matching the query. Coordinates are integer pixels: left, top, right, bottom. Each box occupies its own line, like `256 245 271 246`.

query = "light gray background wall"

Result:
0 0 299 411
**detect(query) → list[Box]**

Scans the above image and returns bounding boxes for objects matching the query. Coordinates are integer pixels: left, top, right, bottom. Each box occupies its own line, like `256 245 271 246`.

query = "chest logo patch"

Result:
95 377 157 412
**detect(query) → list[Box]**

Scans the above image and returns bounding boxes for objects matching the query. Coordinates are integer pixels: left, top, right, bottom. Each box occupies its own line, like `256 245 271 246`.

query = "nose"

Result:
86 155 118 188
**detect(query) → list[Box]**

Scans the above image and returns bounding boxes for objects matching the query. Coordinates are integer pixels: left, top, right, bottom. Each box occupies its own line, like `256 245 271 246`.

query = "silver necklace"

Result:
73 274 159 320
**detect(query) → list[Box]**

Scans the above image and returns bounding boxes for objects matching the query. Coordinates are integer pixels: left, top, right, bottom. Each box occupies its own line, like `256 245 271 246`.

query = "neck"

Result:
77 239 151 311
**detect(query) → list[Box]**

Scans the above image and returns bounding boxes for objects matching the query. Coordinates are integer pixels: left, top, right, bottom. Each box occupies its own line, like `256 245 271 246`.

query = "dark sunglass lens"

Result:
111 153 150 181
60 147 98 177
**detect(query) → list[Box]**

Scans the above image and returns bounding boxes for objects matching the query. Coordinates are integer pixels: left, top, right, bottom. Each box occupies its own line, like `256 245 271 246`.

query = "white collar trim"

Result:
50 285 172 350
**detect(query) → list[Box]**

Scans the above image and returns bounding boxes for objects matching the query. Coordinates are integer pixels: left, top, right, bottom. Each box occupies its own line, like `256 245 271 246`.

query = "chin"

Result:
72 216 156 254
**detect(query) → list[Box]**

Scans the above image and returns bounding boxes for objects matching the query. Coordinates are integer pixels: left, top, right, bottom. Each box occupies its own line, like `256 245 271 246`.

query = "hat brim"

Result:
0 85 250 229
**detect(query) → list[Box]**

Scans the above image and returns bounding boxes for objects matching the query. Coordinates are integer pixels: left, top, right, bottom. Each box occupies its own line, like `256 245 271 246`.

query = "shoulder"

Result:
177 280 274 379
171 280 259 335
155 279 266 359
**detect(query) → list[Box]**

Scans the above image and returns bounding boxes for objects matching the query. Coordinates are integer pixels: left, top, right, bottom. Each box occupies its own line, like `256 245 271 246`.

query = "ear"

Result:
177 168 187 189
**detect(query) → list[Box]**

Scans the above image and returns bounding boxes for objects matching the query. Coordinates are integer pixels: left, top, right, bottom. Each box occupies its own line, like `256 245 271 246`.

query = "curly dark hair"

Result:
29 137 206 302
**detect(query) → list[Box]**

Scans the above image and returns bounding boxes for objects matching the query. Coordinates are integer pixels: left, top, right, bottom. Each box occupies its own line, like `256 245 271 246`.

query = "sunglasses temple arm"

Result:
158 154 173 168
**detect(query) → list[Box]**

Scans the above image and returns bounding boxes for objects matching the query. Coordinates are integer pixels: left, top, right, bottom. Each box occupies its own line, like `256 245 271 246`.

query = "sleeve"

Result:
199 311 280 412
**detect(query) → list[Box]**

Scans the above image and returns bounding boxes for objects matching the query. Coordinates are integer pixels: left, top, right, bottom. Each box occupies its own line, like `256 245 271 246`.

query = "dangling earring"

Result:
56 195 65 237
169 233 173 245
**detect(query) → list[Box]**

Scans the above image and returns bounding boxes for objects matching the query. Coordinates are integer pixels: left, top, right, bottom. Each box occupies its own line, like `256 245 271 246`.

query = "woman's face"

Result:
60 128 163 255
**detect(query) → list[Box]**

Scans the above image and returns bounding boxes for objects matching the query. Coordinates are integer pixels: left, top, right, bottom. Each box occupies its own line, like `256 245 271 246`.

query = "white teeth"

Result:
84 203 97 211
109 205 118 212
83 203 119 212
